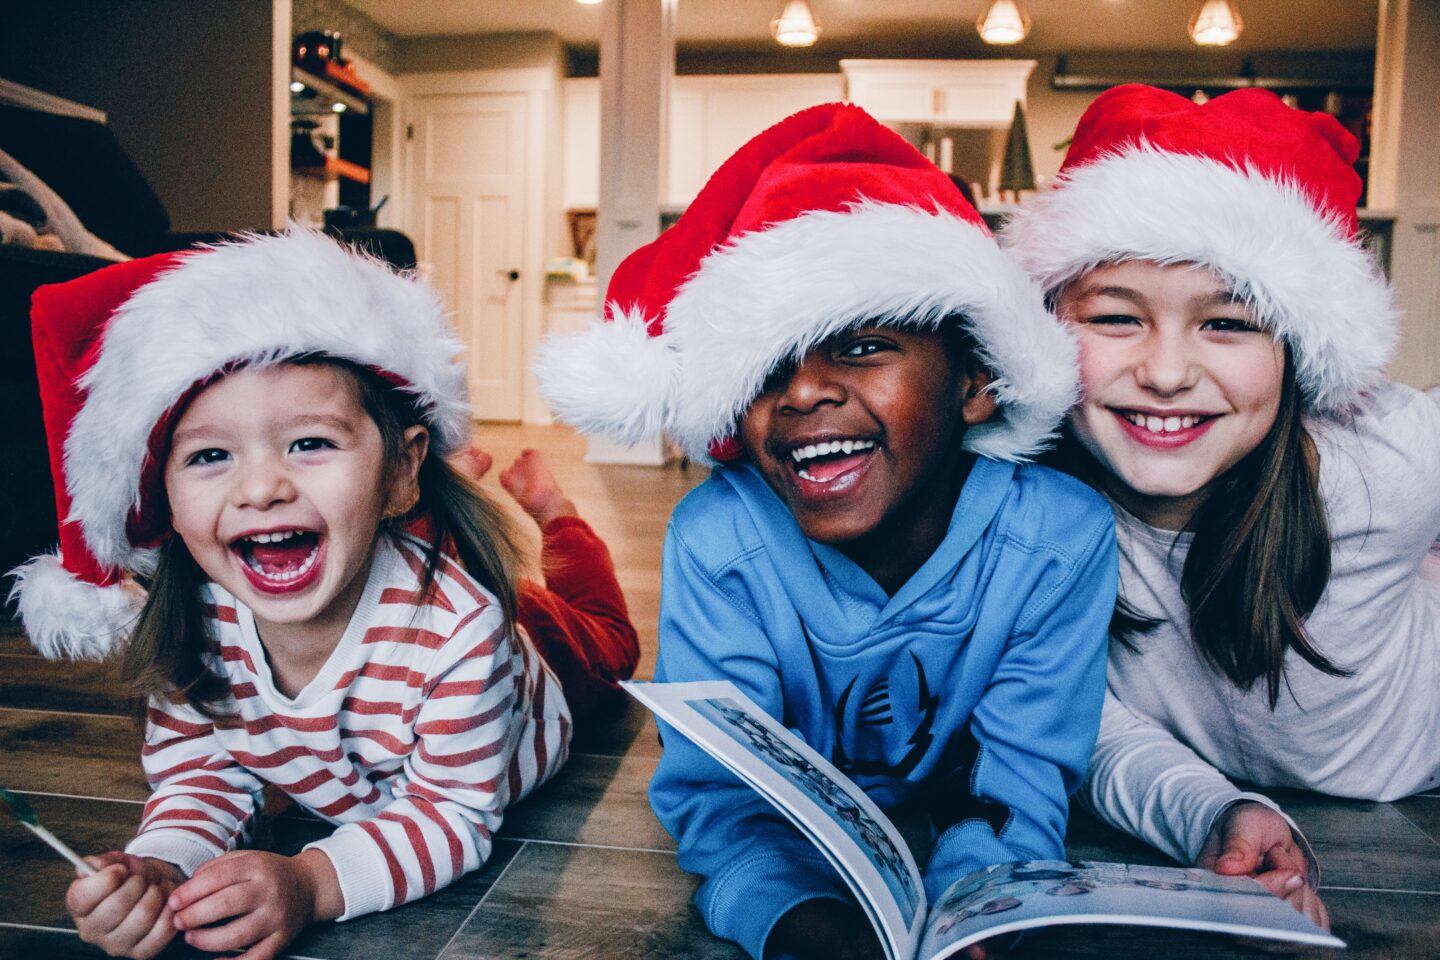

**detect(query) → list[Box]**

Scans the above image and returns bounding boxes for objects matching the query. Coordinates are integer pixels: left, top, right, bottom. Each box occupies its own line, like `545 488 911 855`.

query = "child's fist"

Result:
169 848 341 960
66 852 183 959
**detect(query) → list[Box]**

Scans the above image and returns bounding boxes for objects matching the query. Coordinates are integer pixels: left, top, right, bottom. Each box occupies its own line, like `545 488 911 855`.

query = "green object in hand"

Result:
0 786 96 875
0 787 38 825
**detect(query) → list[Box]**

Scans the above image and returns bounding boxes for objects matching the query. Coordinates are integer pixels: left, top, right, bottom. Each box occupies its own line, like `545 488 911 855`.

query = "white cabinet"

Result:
841 60 1036 127
562 78 601 211
562 74 845 210
672 75 845 207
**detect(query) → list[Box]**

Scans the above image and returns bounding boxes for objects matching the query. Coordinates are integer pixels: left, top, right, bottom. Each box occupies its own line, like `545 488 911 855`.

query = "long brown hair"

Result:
122 359 523 720
1050 348 1348 708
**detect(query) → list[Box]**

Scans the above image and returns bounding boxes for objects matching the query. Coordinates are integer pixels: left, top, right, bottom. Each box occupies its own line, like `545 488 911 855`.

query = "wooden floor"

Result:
2 424 1437 959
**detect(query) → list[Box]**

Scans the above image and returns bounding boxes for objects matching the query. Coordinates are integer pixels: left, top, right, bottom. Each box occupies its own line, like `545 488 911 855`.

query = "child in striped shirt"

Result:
13 231 633 960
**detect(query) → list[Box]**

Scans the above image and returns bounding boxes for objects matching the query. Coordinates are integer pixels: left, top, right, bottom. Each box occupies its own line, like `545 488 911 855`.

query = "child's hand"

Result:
66 852 183 959
766 898 885 960
169 849 343 960
1198 801 1329 933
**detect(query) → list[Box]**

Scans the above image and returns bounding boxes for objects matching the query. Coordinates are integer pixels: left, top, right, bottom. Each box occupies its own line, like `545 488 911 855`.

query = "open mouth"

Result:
1111 409 1219 448
230 528 325 593
786 438 877 485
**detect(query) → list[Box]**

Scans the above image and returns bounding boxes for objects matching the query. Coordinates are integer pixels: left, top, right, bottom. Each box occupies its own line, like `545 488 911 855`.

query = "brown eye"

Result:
840 337 893 359
1203 317 1260 333
186 448 229 466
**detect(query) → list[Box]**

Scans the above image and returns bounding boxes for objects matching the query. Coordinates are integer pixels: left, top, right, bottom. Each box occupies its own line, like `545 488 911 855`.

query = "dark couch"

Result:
1 103 415 589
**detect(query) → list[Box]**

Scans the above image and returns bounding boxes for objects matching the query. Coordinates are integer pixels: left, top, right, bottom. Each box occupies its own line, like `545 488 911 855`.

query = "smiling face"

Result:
737 323 995 591
1055 260 1287 530
163 363 426 648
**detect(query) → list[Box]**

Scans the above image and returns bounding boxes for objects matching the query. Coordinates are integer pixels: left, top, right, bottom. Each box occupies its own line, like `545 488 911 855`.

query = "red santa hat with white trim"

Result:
536 102 1076 464
1002 84 1398 413
10 229 470 660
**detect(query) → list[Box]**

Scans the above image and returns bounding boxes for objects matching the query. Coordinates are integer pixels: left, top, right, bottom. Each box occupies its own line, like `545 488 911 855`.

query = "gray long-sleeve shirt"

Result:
1085 380 1440 865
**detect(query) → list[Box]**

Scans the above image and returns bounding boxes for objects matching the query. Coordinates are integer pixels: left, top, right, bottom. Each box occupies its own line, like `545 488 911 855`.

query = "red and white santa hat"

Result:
1002 84 1397 413
536 102 1075 464
10 229 470 660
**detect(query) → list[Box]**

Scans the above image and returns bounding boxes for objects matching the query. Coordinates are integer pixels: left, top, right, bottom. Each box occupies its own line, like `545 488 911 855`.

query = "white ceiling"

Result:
347 0 1378 51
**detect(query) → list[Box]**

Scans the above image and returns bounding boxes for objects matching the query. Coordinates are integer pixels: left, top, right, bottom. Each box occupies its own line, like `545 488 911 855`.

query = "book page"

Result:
918 860 1345 959
625 680 926 960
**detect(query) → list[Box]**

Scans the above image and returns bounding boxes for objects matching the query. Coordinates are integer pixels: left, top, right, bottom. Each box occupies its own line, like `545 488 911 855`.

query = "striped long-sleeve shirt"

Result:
125 533 571 920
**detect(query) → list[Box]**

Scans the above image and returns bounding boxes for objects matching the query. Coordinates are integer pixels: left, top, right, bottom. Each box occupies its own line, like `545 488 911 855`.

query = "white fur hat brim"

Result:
8 553 143 660
1001 147 1398 413
67 228 471 573
538 202 1076 463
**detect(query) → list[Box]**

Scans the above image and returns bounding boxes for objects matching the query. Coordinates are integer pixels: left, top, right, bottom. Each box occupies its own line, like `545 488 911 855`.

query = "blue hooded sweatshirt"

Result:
649 456 1116 958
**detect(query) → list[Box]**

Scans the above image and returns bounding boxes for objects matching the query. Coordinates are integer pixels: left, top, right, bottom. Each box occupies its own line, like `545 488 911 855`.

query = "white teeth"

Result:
1125 413 1207 434
246 529 301 544
789 439 875 464
243 542 319 581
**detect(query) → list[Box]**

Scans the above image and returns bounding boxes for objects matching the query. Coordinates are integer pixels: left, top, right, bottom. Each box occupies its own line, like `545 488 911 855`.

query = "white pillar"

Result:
587 0 676 465
270 0 292 228
1370 0 1440 389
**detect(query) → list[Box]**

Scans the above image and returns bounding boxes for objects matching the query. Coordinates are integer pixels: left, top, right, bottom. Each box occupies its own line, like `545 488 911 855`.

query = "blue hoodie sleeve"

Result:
923 510 1116 900
650 526 852 960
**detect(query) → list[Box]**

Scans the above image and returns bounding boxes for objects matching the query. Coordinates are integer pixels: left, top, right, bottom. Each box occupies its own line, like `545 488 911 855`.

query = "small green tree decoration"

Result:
999 101 1036 200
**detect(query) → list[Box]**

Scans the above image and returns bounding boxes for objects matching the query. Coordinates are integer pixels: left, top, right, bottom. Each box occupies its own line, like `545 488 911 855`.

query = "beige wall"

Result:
1 0 284 234
397 32 564 74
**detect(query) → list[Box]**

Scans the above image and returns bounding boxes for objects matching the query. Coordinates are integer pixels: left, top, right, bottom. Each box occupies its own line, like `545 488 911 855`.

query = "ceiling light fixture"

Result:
771 0 820 47
977 0 1030 46
576 0 602 6
1189 0 1244 46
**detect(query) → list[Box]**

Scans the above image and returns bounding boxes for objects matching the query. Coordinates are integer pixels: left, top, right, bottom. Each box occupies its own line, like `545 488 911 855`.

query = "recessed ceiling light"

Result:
332 102 347 113
290 81 305 93
576 0 602 5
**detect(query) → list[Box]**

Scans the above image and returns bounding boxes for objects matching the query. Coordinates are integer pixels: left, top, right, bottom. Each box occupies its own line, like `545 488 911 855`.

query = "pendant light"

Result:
1189 0 1244 46
771 0 820 47
977 0 1030 46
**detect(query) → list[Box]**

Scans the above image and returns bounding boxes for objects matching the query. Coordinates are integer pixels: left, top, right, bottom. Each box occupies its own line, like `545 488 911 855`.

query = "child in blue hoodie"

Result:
536 104 1117 960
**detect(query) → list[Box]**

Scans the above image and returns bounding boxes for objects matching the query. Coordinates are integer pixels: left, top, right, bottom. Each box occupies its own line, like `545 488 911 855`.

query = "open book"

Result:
625 680 1344 960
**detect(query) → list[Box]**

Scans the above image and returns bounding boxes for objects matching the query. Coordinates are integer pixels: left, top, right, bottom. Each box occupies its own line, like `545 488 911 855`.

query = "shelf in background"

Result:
291 64 369 116
292 156 370 184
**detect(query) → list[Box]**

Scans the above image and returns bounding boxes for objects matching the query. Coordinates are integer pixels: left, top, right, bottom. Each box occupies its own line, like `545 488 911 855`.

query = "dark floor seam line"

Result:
0 703 131 720
1391 804 1440 851
431 839 529 960
504 836 675 856
7 788 144 804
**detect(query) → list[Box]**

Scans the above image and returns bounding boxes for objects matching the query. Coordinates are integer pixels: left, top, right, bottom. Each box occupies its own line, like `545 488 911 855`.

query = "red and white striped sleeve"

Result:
304 603 525 918
124 697 264 876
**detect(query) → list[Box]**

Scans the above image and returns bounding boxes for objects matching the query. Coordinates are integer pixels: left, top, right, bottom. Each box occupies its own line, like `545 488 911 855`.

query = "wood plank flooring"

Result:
1 424 1436 959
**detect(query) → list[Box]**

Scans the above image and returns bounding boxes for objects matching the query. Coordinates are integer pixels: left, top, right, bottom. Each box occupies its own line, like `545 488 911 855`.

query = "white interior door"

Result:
407 91 528 421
